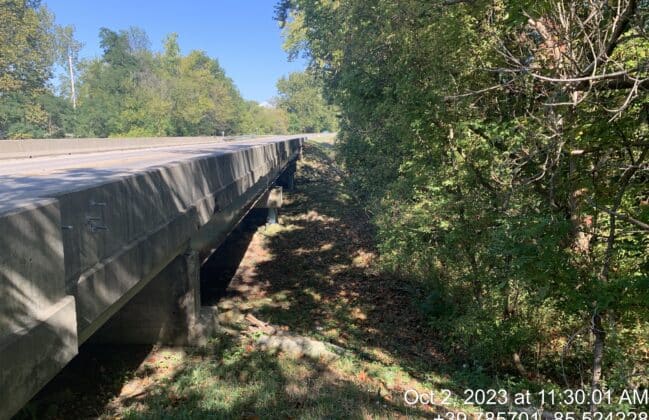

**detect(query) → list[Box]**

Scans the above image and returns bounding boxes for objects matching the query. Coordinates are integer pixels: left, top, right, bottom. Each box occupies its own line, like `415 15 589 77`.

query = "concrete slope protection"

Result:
0 135 304 419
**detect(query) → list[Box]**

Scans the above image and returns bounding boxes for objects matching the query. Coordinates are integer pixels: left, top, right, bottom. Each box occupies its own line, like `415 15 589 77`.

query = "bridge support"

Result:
276 161 297 191
92 251 217 346
255 186 283 225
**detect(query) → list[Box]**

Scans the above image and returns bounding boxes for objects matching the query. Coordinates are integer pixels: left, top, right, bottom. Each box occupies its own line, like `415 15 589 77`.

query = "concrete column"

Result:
277 161 297 191
266 208 278 224
254 186 283 225
92 251 217 346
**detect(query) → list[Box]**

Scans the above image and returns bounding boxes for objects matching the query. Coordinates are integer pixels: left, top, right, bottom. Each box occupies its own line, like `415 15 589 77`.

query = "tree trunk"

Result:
590 312 605 413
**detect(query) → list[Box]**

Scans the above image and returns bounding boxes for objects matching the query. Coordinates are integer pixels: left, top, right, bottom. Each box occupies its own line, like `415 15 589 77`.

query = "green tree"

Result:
74 27 143 137
0 0 59 138
240 100 289 135
74 29 250 138
276 71 337 133
1 14 286 140
276 0 649 398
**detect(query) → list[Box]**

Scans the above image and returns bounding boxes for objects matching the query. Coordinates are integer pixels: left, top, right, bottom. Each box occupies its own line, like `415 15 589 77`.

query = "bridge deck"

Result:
0 135 304 419
0 136 300 214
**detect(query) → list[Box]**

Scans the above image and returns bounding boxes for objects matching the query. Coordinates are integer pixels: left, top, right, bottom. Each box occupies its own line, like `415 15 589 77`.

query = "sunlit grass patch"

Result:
109 330 439 419
258 224 304 243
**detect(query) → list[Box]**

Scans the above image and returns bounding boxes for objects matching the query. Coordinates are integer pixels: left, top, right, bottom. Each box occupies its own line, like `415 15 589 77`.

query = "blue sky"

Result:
44 0 307 103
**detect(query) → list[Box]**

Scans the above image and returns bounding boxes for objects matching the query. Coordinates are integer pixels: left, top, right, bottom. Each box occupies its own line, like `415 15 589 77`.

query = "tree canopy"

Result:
0 0 58 138
276 71 337 133
276 0 649 398
0 3 334 139
73 28 259 138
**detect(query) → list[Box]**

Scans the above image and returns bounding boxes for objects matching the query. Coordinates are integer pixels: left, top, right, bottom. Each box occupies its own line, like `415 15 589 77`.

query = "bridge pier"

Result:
276 160 297 191
92 250 217 346
254 186 283 225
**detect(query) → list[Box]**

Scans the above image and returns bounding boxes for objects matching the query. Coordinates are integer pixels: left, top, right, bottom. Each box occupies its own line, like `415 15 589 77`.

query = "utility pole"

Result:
67 47 76 109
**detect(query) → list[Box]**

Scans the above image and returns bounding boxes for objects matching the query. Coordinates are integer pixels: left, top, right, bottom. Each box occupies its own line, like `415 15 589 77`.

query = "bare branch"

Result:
580 0 639 77
442 0 474 4
594 205 649 232
530 69 632 83
444 83 508 99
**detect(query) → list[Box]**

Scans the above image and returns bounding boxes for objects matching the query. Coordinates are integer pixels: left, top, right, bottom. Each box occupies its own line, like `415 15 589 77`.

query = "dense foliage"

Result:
73 29 246 137
277 0 648 398
276 71 338 133
0 0 60 138
0 1 336 139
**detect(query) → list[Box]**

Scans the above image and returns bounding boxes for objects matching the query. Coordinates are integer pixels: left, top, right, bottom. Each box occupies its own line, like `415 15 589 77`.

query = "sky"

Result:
44 0 307 103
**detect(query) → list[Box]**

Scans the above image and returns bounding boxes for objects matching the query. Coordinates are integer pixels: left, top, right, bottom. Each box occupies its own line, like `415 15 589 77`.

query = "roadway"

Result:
0 136 301 214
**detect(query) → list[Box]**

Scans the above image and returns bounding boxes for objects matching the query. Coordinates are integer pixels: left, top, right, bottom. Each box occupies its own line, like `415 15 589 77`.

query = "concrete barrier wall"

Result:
0 135 280 160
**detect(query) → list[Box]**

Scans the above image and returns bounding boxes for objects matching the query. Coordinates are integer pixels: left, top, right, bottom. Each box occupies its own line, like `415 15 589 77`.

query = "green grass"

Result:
108 333 437 419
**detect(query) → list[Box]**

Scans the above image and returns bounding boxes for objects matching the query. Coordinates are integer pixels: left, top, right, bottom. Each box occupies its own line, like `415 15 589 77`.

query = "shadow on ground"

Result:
233 143 447 375
15 343 153 419
200 209 268 305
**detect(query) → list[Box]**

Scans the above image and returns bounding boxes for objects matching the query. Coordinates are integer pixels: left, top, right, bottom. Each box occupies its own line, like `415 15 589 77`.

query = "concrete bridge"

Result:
0 135 304 419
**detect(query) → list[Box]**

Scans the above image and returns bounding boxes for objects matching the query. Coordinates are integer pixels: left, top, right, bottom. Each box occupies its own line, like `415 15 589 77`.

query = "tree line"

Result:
0 0 337 140
276 0 648 405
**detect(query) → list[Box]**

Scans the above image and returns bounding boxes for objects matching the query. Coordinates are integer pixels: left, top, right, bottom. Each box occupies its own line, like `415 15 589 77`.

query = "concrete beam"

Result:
0 201 79 420
60 139 302 343
254 187 284 225
276 161 297 190
0 296 77 420
0 200 66 336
